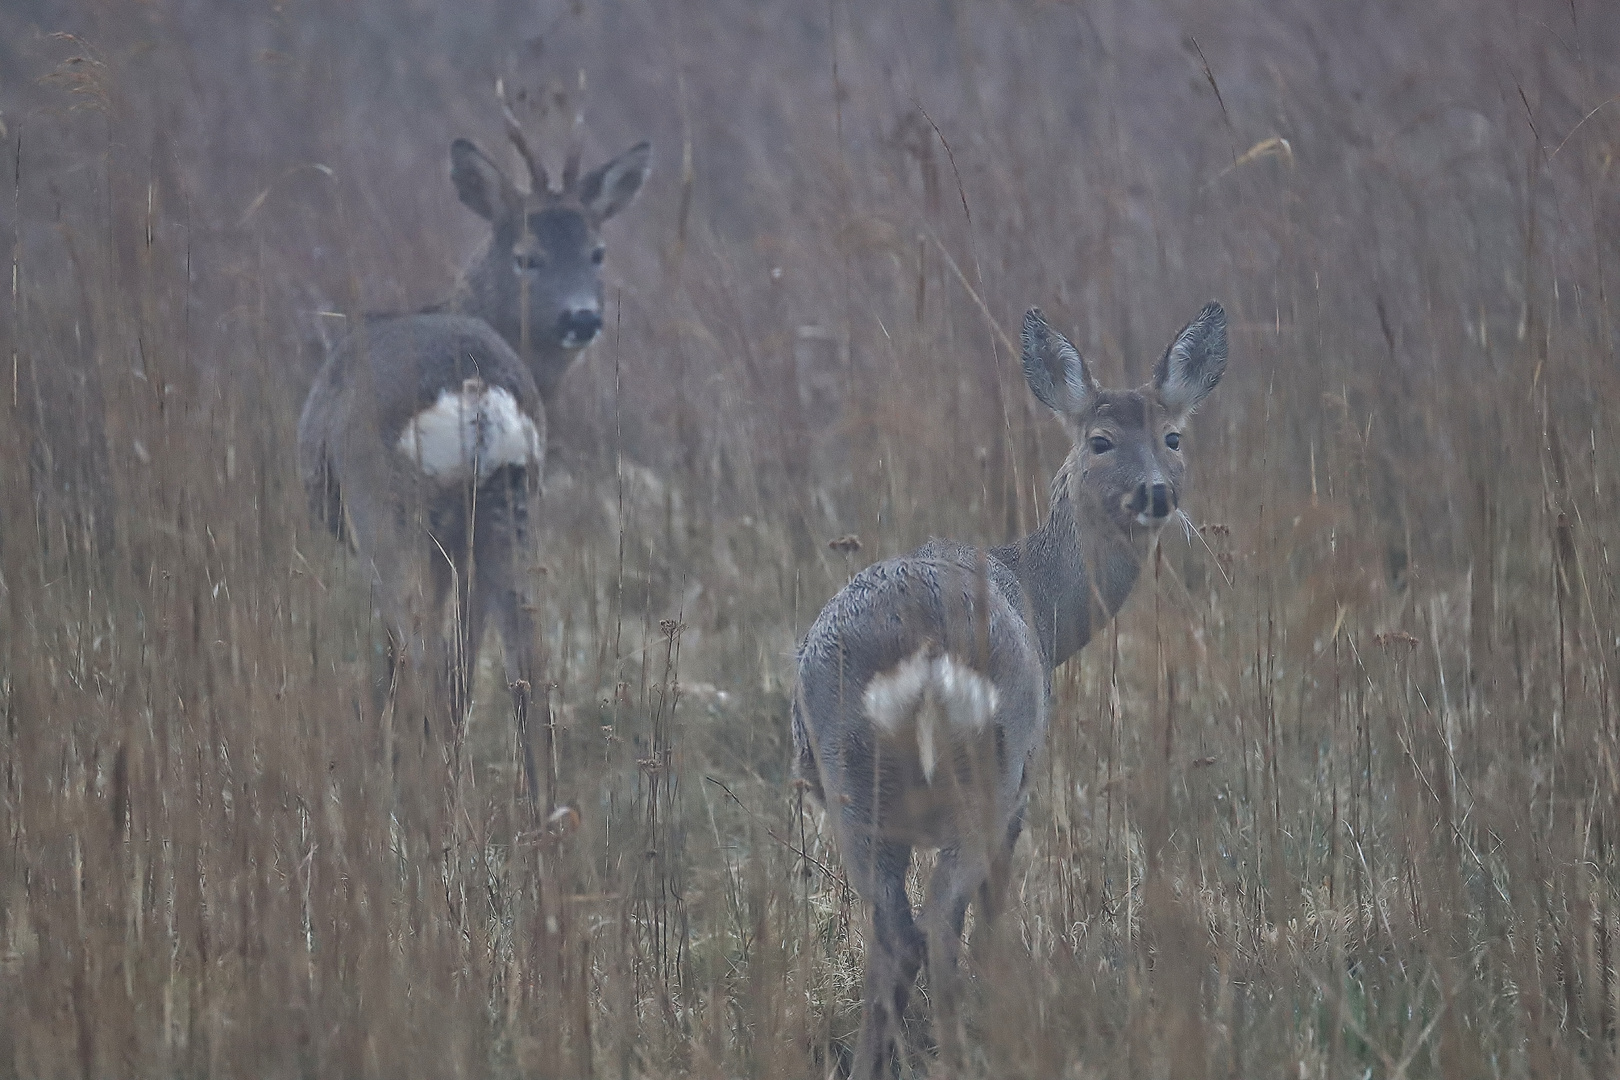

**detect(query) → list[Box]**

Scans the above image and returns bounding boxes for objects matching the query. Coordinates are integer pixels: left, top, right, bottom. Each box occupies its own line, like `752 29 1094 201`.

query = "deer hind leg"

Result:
979 794 1027 922
850 839 925 1080
471 466 544 808
424 538 469 723
445 521 485 733
345 495 454 725
388 534 457 778
343 499 456 817
920 843 995 1070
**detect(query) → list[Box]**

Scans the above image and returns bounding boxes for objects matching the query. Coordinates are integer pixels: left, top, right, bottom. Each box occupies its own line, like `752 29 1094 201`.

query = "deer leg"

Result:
431 541 470 727
473 467 544 810
347 501 454 818
350 498 455 740
473 566 542 808
341 500 415 720
849 840 924 1080
920 844 993 1069
979 796 1027 922
921 847 982 966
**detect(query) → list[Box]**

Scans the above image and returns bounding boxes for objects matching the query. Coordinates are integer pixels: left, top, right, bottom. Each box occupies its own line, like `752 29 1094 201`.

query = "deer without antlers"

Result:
297 97 650 803
792 301 1229 1078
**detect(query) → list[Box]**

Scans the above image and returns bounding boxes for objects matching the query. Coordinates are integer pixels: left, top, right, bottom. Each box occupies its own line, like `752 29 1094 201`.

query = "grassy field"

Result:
2 0 1617 1076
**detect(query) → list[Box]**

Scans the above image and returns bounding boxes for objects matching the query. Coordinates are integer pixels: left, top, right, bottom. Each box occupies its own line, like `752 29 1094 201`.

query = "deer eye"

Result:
1165 432 1182 451
1089 435 1114 454
591 246 606 265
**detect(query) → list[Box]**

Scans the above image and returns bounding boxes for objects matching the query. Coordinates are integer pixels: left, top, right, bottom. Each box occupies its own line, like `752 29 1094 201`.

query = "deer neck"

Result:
449 264 576 403
990 468 1153 673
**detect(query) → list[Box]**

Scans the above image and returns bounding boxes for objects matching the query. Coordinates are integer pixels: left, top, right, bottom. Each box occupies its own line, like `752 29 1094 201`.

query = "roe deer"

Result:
297 103 650 801
792 302 1228 1077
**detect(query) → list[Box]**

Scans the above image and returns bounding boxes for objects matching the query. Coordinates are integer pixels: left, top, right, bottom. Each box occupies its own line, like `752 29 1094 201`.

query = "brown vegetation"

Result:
2 1 1617 1077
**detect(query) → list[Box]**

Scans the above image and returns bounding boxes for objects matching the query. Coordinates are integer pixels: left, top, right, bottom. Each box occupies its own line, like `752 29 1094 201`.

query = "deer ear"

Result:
579 141 651 223
451 139 517 222
1154 301 1228 418
1021 308 1097 415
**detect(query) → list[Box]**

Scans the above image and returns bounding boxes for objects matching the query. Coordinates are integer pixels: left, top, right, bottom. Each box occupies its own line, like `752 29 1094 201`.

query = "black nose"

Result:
1151 482 1171 518
1131 483 1174 519
558 308 602 341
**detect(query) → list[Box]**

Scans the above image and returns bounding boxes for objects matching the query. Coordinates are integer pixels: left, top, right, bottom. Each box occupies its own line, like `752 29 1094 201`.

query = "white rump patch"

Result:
397 378 541 484
864 649 999 782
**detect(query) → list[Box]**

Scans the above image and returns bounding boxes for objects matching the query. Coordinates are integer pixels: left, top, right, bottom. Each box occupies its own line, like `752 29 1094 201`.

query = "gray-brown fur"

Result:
297 115 650 802
793 301 1227 1078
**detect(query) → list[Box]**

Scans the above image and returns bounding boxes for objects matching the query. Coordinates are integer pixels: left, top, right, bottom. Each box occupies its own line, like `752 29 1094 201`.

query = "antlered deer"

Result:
298 101 650 800
793 302 1228 1077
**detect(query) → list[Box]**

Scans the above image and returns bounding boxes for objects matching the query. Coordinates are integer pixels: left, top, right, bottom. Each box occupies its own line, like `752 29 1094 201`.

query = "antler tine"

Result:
496 77 549 194
560 70 586 194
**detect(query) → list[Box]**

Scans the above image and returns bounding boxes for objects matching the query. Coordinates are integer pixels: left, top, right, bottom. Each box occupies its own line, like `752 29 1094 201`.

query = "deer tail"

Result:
863 648 998 782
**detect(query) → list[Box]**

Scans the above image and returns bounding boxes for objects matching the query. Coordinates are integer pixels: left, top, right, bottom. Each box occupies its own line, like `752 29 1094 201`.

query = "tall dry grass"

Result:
1 0 1617 1076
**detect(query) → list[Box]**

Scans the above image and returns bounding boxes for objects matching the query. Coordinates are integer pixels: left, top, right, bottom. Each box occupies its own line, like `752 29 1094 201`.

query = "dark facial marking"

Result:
526 208 593 258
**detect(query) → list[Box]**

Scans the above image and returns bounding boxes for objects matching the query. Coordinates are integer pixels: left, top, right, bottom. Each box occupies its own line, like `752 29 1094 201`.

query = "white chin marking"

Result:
397 378 542 484
560 332 597 349
1136 512 1172 527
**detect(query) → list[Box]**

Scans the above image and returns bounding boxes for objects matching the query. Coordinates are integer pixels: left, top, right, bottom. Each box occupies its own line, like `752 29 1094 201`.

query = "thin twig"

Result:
1189 36 1238 164
926 229 1016 357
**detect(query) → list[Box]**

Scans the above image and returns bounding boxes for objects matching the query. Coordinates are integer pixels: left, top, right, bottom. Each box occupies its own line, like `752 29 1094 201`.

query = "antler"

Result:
496 78 549 194
560 70 586 194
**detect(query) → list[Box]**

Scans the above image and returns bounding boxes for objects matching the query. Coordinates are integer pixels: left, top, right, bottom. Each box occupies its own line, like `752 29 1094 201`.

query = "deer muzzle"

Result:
1126 481 1175 524
557 307 603 347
